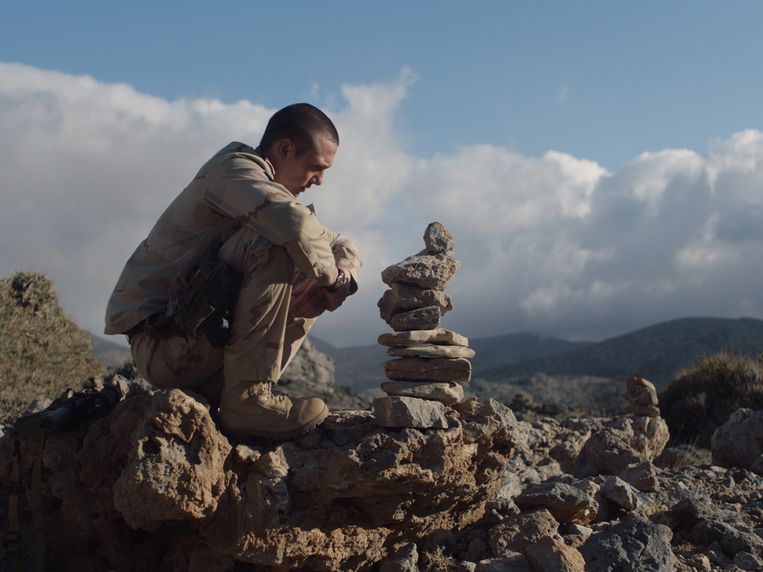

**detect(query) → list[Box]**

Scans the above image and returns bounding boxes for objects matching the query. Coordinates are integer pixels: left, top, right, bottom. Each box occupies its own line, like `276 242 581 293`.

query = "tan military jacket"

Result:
104 142 361 335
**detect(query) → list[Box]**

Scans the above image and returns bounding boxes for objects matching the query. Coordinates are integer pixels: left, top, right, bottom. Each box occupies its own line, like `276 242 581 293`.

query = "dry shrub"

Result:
422 546 454 572
0 271 104 424
655 444 712 469
660 351 763 447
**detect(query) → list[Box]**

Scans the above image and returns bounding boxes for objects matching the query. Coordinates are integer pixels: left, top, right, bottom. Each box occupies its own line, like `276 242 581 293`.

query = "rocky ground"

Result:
0 373 761 571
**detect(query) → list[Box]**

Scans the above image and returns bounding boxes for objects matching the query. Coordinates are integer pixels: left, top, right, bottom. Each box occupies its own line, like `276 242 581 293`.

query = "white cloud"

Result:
2 62 763 346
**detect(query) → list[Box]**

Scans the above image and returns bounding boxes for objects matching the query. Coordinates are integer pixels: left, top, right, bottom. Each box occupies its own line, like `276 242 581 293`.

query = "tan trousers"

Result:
130 226 317 402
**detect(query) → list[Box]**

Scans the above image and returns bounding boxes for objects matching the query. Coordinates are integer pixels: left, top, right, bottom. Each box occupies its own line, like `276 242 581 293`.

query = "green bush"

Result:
660 351 763 447
0 271 104 424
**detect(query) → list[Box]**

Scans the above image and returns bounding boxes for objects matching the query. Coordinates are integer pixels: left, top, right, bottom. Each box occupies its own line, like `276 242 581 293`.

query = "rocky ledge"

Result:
0 382 517 571
1 377 761 571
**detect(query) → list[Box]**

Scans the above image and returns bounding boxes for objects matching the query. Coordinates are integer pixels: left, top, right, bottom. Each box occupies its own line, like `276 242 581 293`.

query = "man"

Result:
104 103 361 440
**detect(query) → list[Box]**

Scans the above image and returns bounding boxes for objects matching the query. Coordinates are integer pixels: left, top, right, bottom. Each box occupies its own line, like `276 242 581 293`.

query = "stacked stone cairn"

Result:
625 376 660 417
373 222 476 429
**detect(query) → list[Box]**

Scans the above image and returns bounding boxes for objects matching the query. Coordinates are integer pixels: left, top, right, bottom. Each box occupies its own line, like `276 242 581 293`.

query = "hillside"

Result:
481 317 763 387
0 272 104 422
470 332 589 374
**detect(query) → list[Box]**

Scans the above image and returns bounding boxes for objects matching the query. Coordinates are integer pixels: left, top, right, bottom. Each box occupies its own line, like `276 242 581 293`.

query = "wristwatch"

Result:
324 269 347 293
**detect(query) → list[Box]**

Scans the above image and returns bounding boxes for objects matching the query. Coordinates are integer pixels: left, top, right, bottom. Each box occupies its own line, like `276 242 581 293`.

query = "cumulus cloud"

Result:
2 62 763 346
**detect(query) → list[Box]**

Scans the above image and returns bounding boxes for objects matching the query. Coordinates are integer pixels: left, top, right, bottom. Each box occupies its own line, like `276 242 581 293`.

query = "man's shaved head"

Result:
260 103 339 156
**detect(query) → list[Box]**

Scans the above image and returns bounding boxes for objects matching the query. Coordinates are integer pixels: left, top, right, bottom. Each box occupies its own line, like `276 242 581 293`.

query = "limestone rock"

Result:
112 389 231 530
561 523 593 548
380 543 419 572
515 482 598 525
454 397 519 445
711 408 763 474
379 328 469 348
381 380 464 405
424 222 454 254
620 461 659 492
390 305 442 331
601 475 639 511
574 415 669 477
373 395 448 429
378 284 453 322
381 252 461 290
735 552 763 571
626 403 661 417
0 388 519 571
579 519 676 571
388 344 476 359
525 536 585 572
385 357 472 383
489 509 559 556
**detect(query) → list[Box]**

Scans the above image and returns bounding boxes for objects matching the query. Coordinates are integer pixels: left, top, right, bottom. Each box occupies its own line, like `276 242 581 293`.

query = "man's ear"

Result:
275 138 294 161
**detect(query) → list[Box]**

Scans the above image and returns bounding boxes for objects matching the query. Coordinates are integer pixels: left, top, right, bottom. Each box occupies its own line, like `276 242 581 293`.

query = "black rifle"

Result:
14 384 126 438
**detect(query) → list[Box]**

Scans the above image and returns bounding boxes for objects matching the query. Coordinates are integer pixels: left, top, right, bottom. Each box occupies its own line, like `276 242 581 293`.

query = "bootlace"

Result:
255 382 290 405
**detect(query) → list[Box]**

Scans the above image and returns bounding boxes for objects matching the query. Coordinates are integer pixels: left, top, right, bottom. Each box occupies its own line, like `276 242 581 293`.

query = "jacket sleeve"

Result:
203 155 339 286
323 227 362 285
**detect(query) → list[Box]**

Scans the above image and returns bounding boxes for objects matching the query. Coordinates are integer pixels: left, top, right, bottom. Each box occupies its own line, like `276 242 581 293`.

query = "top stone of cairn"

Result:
424 222 454 254
381 222 460 290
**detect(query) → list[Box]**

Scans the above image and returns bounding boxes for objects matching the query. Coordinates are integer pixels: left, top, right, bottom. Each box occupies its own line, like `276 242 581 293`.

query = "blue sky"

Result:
2 2 763 346
3 1 761 168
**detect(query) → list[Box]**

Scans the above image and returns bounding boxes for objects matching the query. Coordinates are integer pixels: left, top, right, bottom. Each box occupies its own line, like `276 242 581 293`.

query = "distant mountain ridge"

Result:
89 333 131 368
481 317 763 387
312 331 590 393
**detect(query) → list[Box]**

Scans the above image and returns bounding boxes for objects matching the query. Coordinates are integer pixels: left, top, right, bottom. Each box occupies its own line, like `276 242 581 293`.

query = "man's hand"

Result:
290 266 356 319
290 278 329 319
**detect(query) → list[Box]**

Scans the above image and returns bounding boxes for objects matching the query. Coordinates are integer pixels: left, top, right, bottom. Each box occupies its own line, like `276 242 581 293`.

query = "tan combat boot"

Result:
219 381 329 439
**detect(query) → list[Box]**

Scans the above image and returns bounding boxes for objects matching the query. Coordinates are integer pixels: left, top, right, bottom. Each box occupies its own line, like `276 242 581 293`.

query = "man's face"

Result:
271 134 338 197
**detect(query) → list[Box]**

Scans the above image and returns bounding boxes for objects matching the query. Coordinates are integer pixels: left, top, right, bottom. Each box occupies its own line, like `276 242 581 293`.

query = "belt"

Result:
126 313 177 341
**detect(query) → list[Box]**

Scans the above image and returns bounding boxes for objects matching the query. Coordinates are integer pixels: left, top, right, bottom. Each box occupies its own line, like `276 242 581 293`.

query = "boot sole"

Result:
221 403 330 441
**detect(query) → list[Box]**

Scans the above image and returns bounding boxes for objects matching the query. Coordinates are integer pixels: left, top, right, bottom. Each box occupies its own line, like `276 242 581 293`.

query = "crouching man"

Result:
104 103 360 440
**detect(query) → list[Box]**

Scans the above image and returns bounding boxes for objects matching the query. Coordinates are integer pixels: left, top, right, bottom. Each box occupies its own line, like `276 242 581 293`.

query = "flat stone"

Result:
626 403 661 417
372 396 448 429
378 284 453 322
381 253 461 290
389 306 441 331
388 344 476 359
424 222 454 254
515 482 598 525
394 283 452 312
381 381 464 405
378 328 469 348
385 357 472 383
